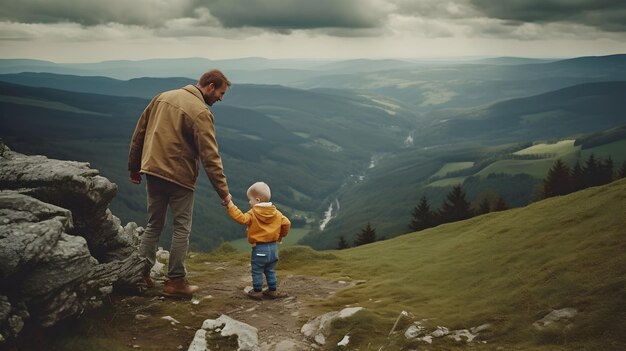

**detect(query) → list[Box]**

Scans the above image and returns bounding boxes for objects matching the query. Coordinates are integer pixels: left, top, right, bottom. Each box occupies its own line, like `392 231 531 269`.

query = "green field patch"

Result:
513 139 578 157
0 95 107 116
476 159 557 179
431 161 475 178
581 139 626 164
226 228 310 253
427 176 467 187
312 138 343 152
293 132 310 138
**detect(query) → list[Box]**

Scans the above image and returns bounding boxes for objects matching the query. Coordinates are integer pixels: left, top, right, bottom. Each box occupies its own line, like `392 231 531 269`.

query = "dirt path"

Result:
112 259 350 350
190 261 347 348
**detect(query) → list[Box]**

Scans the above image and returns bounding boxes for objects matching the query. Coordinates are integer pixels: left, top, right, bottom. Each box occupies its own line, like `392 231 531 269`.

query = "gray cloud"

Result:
470 0 626 32
0 0 624 44
0 0 198 27
0 0 387 33
391 0 478 19
207 0 384 31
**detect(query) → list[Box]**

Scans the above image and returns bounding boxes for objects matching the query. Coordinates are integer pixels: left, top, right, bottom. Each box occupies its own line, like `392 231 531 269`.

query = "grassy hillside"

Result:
307 132 626 250
283 178 626 349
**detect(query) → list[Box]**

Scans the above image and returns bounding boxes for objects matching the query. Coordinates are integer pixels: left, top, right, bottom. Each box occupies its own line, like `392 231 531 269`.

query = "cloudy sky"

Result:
1 0 625 62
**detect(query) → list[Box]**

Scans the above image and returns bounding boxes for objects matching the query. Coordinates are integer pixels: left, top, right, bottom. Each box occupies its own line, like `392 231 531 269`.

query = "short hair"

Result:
247 182 271 202
198 69 231 89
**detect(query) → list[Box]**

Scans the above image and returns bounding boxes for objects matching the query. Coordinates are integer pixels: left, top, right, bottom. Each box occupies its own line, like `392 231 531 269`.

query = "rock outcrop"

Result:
0 146 144 342
403 320 492 345
300 306 364 346
533 308 578 330
188 314 260 351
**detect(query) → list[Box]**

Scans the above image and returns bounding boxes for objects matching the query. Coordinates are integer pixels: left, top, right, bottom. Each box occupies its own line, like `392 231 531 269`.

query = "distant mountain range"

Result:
423 81 626 144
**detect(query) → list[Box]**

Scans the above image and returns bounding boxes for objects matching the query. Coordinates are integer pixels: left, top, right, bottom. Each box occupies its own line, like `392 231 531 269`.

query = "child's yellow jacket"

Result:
227 202 291 245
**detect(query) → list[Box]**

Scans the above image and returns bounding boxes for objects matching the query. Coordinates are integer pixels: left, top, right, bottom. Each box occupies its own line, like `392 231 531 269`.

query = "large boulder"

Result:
0 147 144 343
300 307 364 345
188 314 260 351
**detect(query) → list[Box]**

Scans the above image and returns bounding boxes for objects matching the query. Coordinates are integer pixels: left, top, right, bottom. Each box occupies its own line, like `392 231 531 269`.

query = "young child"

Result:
226 181 291 300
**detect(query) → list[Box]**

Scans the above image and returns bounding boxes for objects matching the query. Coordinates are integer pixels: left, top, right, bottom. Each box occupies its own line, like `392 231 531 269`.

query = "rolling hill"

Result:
424 81 626 144
304 127 626 250
0 80 416 251
292 54 626 112
287 177 626 349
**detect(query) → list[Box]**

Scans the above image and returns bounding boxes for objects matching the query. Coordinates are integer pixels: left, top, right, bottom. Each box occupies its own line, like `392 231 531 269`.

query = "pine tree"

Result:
619 161 626 179
582 154 601 188
477 198 491 215
337 236 350 250
492 196 508 212
408 196 435 231
570 161 583 191
354 222 377 247
599 156 614 184
543 159 572 198
438 185 472 223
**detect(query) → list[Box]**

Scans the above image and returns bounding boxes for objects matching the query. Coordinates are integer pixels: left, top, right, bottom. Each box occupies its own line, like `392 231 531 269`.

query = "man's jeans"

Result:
139 175 194 279
251 242 279 292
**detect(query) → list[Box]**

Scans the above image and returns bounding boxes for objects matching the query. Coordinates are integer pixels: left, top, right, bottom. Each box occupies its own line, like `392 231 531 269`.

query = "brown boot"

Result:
162 278 198 299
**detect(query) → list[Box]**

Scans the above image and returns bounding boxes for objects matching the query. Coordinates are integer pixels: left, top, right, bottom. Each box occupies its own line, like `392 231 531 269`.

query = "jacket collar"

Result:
182 85 207 105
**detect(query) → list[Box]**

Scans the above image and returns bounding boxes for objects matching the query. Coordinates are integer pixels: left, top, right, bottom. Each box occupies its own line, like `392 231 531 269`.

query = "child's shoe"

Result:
247 290 263 300
263 289 288 299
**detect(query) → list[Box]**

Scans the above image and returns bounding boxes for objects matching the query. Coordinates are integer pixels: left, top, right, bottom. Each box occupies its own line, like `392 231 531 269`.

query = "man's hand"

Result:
221 193 232 206
129 171 142 184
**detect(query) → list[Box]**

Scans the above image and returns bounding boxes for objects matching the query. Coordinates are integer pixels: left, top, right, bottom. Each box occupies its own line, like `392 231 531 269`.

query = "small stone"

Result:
418 336 433 344
337 335 350 346
314 334 326 345
431 326 450 338
161 316 180 324
135 314 148 320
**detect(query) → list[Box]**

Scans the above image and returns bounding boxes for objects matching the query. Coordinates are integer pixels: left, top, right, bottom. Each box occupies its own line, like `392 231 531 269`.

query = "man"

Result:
128 69 232 298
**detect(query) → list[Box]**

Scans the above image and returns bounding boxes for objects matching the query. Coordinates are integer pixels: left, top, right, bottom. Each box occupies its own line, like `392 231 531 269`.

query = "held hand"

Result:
221 193 232 206
129 171 141 184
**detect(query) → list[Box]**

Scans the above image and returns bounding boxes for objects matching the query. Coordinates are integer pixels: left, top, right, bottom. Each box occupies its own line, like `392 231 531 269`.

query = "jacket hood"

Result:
252 204 278 224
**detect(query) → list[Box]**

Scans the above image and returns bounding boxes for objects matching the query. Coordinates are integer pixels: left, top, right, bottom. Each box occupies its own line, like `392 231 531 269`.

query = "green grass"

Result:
581 139 626 164
427 176 467 187
513 139 577 156
431 162 475 178
475 159 561 178
226 228 311 252
281 178 626 350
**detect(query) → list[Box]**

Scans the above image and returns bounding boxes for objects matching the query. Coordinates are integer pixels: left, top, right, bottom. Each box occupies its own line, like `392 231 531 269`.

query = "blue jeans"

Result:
251 242 279 292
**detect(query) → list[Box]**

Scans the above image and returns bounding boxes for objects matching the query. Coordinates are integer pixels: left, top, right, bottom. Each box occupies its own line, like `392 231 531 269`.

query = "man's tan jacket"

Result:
128 85 229 198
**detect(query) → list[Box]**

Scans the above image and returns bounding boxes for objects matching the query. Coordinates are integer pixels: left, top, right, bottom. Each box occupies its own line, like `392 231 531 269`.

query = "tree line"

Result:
337 154 626 250
542 154 625 198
